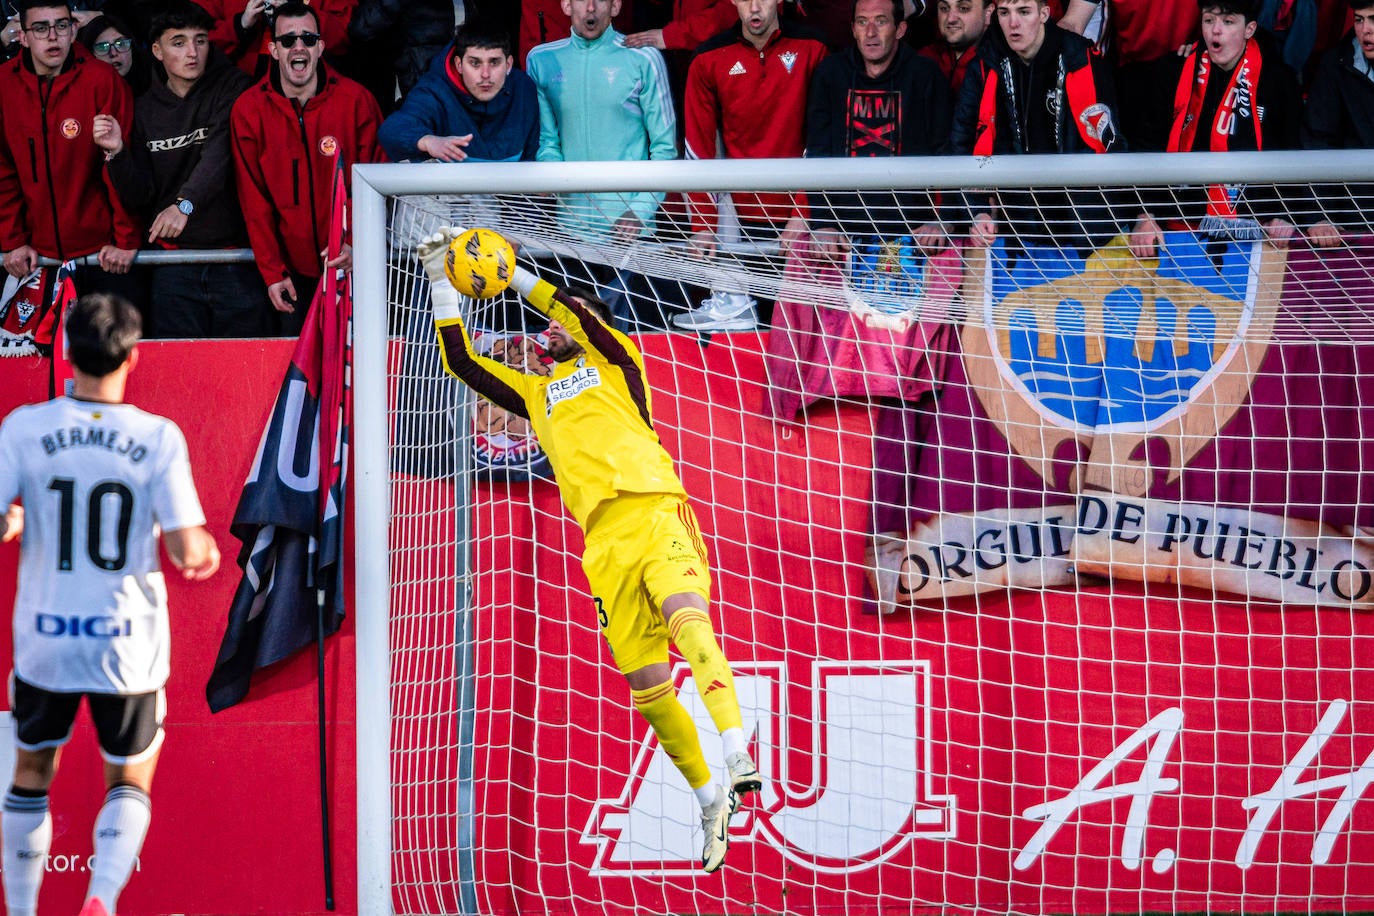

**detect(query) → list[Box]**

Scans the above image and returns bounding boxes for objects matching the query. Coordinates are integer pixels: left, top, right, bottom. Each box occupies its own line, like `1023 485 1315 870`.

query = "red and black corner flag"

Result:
207 154 353 712
48 260 77 399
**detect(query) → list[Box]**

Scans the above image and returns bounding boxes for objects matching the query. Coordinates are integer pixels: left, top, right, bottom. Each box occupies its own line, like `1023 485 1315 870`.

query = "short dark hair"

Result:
563 285 613 325
454 19 512 59
67 293 142 378
1198 0 1262 20
852 0 905 22
148 0 214 45
271 1 319 35
19 0 74 26
1350 0 1374 11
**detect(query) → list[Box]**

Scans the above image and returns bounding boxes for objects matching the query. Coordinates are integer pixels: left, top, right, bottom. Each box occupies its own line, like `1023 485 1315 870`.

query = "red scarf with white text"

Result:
1167 38 1264 221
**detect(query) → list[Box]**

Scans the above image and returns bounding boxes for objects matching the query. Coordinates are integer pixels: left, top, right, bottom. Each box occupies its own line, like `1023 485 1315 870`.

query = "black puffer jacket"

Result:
1302 37 1374 230
1304 37 1374 149
347 0 455 98
949 22 1126 253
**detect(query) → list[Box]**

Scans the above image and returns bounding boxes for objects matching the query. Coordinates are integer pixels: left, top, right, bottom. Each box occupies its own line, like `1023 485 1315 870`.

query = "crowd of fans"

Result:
0 0 1370 336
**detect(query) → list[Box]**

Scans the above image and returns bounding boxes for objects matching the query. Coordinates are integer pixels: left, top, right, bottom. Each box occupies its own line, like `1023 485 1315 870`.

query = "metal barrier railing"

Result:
36 248 257 268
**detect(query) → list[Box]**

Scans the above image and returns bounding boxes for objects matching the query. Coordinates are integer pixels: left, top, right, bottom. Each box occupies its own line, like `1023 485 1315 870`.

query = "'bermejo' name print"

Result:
39 426 148 463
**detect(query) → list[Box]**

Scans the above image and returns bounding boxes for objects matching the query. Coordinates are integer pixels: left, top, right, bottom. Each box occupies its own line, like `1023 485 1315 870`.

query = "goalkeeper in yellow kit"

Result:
417 228 762 873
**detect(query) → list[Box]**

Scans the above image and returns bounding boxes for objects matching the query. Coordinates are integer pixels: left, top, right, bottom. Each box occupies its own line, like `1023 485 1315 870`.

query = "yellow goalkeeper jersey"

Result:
434 279 687 531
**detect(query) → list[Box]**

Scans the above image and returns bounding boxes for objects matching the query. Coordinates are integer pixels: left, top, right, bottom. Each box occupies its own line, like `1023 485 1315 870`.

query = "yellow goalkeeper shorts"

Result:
581 493 713 675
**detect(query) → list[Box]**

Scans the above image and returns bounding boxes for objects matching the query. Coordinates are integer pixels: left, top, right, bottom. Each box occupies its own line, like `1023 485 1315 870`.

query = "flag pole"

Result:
201 150 350 904
316 152 349 911
317 585 336 910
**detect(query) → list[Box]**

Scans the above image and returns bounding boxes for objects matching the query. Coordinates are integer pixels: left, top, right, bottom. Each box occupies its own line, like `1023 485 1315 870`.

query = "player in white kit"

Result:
0 293 220 916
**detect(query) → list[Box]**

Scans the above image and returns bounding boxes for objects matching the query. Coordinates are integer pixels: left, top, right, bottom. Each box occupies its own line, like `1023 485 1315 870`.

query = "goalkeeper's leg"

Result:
629 676 714 796
664 597 761 798
628 666 737 873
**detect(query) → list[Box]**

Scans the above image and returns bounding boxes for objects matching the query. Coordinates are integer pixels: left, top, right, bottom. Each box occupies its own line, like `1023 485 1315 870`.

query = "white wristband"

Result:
510 266 539 298
429 278 462 323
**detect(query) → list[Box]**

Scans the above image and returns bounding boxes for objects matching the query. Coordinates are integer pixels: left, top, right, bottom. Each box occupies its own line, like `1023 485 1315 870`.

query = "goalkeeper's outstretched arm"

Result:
416 229 531 418
420 226 640 374
507 262 642 372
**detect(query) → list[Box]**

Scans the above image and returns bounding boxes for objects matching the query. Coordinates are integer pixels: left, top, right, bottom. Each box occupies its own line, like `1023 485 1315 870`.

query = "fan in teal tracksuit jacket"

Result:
378 41 539 163
526 27 676 238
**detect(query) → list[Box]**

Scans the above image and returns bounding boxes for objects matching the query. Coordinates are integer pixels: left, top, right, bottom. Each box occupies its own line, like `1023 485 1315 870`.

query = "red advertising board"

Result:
464 332 1374 915
0 342 356 916
5 330 1370 915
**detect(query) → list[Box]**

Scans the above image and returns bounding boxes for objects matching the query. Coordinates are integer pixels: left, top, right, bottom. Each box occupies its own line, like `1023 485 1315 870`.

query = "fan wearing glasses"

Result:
92 31 131 68
94 0 275 338
77 12 152 94
229 0 383 334
0 1 141 295
209 0 355 78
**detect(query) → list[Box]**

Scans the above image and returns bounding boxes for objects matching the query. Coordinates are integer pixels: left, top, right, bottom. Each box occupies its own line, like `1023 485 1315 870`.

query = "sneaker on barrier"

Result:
700 784 738 873
672 292 758 332
726 750 762 797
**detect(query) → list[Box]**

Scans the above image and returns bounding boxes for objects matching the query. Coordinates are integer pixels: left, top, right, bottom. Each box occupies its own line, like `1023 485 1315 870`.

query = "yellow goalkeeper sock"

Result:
669 609 744 735
631 681 712 791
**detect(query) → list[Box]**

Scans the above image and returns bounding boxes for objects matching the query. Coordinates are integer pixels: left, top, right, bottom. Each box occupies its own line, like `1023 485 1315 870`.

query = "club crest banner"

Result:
868 233 1374 611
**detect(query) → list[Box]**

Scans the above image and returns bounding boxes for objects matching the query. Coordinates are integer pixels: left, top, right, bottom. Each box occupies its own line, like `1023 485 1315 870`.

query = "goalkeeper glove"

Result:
416 227 462 322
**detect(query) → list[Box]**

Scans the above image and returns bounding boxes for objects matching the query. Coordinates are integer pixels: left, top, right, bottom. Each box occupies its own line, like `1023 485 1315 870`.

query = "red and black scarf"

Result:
1168 37 1265 153
1167 38 1265 222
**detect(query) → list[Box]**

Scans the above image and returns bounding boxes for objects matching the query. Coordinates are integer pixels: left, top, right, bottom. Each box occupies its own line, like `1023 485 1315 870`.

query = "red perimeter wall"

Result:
5 333 1373 916
0 341 356 916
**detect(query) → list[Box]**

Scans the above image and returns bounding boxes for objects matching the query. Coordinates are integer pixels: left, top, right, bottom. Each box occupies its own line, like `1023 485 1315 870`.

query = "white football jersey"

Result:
0 397 206 694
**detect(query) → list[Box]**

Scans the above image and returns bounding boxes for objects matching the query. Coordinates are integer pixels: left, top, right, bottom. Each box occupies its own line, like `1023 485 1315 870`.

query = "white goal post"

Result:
352 150 1374 916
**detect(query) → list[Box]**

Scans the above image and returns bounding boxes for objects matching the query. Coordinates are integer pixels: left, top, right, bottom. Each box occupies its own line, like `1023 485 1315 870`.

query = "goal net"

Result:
352 153 1374 916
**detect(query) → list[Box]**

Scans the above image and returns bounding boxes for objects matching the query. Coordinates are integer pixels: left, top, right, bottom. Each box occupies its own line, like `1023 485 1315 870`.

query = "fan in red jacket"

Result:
206 0 355 76
625 0 739 51
0 2 140 283
625 0 739 150
681 3 827 243
230 1 383 334
671 0 827 332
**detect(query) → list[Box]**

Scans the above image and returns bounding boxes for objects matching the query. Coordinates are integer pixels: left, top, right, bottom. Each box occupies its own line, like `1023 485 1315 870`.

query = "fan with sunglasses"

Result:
273 30 320 49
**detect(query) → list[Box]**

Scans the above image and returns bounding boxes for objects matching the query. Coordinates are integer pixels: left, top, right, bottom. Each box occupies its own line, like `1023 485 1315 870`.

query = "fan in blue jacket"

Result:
378 22 539 163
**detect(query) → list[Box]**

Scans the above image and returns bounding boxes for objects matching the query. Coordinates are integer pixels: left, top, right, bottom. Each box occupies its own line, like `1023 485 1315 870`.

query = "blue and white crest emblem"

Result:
963 232 1283 496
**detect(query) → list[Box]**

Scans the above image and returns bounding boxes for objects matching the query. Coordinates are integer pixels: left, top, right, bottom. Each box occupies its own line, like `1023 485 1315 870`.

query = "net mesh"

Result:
375 174 1374 916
